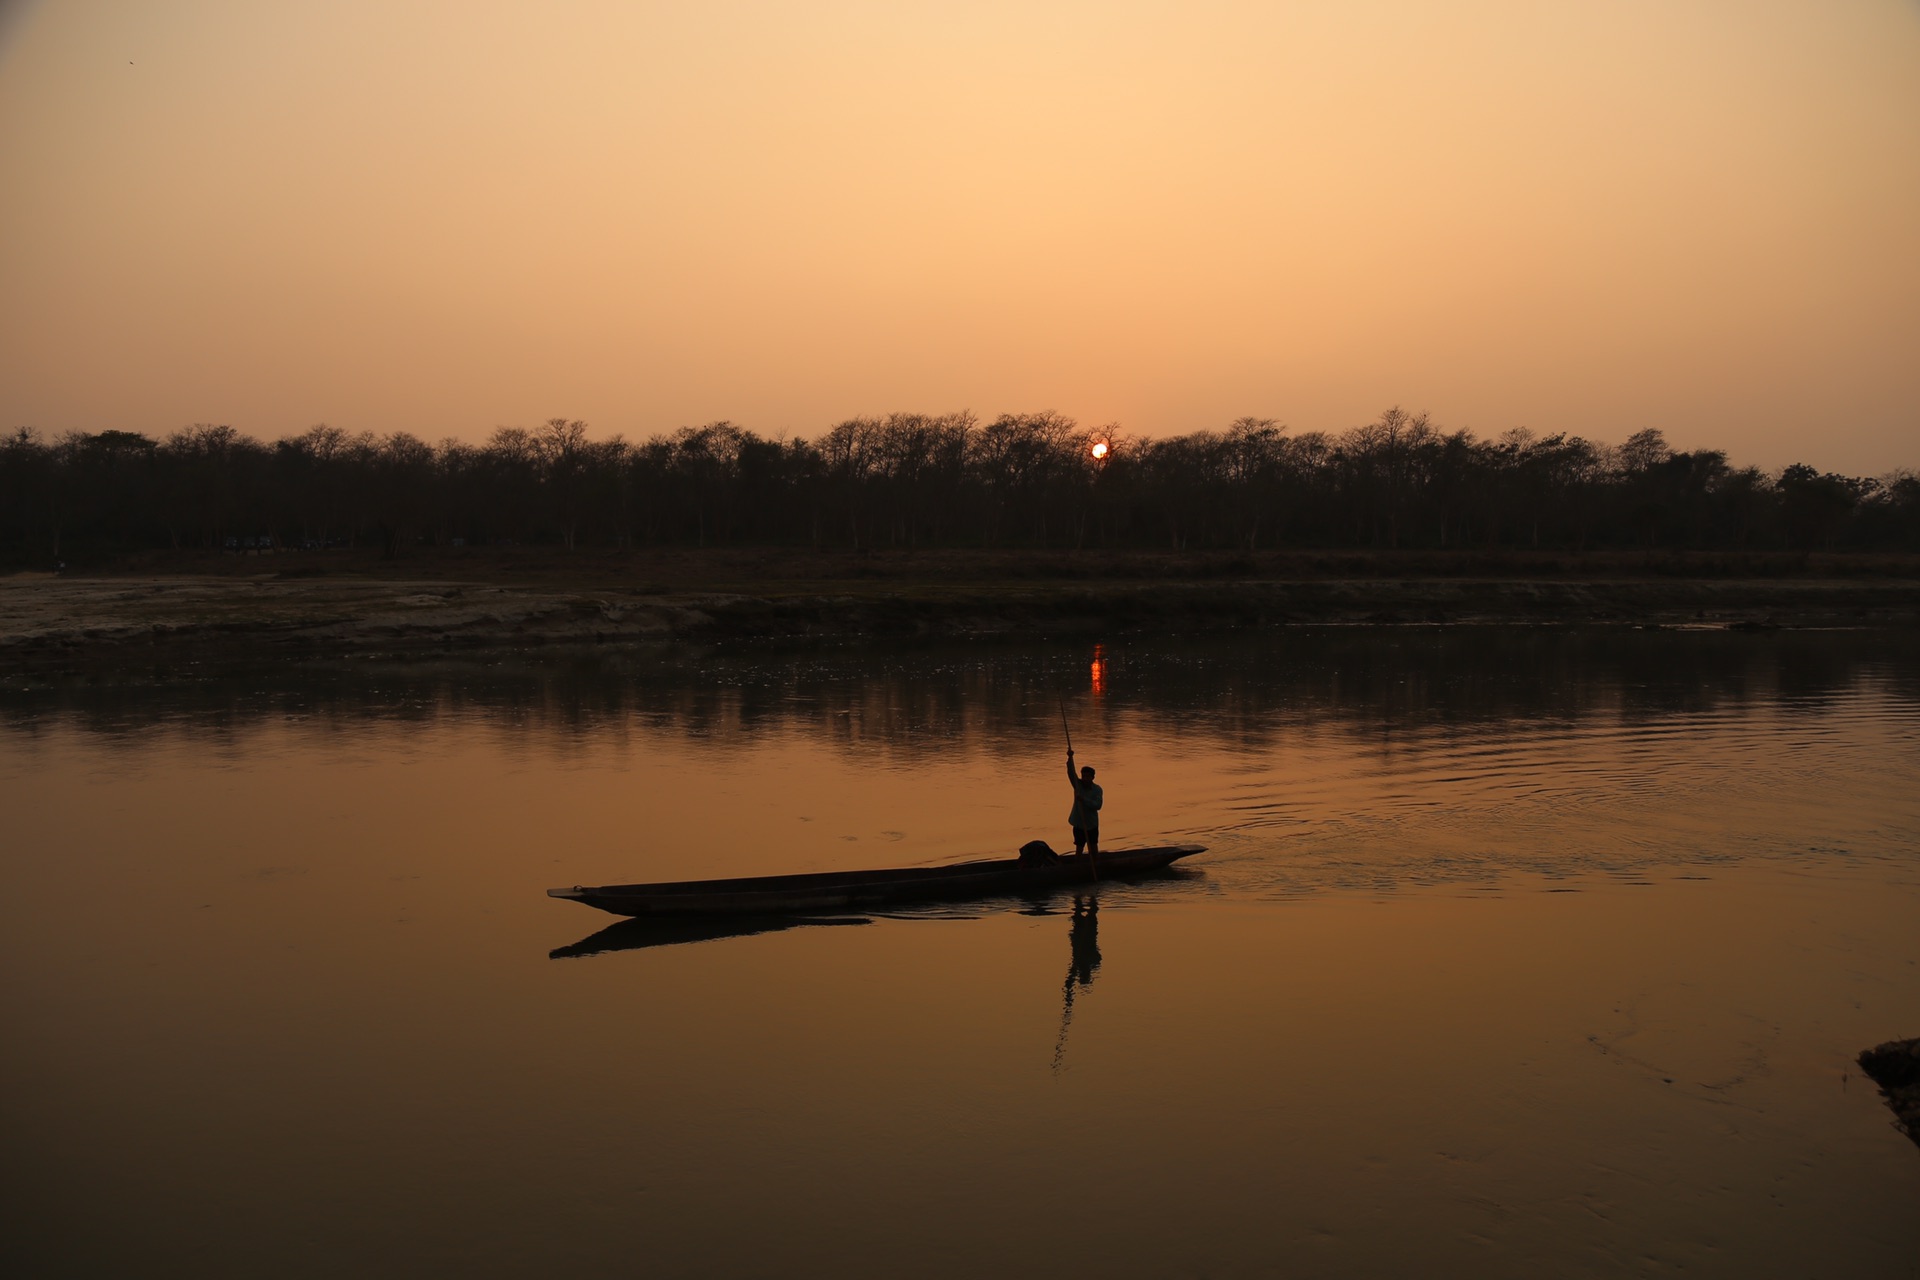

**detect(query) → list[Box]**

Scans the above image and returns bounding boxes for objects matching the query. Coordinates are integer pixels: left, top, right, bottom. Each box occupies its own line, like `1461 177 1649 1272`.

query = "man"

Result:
1066 748 1103 855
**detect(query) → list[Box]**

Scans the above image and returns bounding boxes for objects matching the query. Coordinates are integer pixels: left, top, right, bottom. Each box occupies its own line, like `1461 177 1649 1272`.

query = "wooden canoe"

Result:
547 844 1205 918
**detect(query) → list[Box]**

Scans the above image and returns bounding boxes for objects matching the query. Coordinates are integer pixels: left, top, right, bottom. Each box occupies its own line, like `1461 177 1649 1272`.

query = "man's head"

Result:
1081 766 1096 782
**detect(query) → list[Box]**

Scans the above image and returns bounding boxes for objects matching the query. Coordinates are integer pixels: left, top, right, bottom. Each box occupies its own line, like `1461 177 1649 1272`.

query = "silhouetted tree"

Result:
2 409 1912 564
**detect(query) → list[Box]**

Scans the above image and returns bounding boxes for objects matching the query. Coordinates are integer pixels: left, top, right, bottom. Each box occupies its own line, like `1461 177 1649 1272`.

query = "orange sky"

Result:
2 0 1916 472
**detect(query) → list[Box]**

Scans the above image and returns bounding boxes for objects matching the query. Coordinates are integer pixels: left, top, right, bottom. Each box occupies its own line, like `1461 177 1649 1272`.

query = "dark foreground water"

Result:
4 629 1919 1278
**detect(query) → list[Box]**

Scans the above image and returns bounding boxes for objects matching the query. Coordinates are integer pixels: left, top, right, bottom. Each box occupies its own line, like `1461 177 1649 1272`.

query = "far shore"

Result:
3 548 1917 670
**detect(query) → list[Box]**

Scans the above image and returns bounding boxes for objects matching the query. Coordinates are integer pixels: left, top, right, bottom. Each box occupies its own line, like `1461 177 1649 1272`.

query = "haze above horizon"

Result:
2 0 1916 474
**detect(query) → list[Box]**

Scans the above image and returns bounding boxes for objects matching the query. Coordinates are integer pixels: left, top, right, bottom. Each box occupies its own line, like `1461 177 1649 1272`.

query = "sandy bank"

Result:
2 570 1916 668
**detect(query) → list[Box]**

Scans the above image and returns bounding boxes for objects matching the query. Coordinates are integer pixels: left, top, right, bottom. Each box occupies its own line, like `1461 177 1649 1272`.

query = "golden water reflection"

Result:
3 628 1919 1276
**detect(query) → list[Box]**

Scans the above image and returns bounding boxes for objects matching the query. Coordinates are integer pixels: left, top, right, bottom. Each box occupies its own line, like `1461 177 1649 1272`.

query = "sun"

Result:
1090 441 1109 460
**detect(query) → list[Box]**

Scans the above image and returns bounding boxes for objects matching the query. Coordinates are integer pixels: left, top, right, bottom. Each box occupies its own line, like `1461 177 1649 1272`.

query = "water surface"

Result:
4 629 1918 1277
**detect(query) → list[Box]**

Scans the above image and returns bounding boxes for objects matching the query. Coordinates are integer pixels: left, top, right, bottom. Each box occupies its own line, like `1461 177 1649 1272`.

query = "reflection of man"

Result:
1066 749 1103 855
1068 896 1101 986
1052 894 1103 1071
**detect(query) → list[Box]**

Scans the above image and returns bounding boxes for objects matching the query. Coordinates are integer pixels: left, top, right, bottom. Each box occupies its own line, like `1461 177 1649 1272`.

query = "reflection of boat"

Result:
551 915 873 959
548 844 1205 918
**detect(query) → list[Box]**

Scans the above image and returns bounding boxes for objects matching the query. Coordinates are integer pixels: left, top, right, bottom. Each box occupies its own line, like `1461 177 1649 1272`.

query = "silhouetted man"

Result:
1066 748 1103 855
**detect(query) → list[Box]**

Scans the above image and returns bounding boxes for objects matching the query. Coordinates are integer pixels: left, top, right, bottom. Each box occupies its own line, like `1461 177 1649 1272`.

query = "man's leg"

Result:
1086 828 1099 855
1073 824 1087 855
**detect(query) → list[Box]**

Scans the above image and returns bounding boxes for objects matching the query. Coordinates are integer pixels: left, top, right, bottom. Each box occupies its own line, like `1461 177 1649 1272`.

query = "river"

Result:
4 627 1918 1277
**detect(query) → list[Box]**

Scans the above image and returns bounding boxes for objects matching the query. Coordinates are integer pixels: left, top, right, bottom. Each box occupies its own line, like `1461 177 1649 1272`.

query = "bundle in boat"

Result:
547 844 1205 918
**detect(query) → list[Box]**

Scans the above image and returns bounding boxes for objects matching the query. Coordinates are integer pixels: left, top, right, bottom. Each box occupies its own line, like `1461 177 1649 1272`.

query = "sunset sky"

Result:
1 0 1915 473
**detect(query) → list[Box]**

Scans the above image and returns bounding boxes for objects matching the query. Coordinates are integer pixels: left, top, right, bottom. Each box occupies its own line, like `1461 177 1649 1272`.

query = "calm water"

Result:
4 629 1919 1278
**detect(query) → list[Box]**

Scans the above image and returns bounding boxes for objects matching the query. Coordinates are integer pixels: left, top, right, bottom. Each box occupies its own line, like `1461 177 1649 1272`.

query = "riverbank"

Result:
1860 1037 1920 1150
4 554 1918 669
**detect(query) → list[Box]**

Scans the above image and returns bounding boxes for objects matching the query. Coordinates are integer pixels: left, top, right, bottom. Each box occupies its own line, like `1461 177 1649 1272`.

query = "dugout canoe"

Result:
548 844 1205 918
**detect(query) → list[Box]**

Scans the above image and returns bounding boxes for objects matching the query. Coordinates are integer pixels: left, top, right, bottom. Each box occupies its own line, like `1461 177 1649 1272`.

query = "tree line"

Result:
3 408 1915 562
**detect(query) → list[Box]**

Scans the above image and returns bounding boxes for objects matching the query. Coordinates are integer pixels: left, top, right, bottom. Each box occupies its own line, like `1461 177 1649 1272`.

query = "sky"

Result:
1 0 1916 473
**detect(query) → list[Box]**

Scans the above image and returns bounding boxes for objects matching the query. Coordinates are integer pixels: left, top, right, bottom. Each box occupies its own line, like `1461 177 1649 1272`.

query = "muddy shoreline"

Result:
3 569 1917 671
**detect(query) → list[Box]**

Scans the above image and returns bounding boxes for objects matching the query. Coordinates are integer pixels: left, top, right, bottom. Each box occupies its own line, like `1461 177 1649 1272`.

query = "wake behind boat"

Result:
548 844 1205 918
